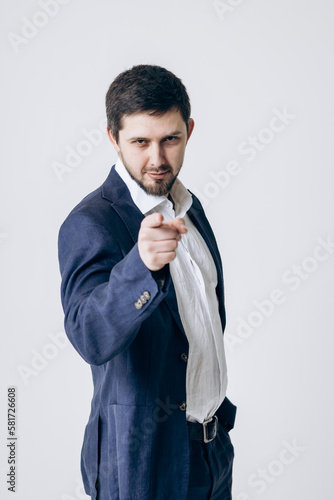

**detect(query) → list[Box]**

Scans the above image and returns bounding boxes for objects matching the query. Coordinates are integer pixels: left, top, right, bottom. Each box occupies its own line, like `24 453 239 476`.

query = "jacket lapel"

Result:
101 166 144 243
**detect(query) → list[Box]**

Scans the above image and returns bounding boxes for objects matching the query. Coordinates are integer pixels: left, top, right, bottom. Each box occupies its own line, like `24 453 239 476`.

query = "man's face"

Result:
108 108 194 196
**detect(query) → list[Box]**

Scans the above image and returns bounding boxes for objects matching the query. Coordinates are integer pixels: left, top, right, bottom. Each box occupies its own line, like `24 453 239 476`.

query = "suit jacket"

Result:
58 166 236 500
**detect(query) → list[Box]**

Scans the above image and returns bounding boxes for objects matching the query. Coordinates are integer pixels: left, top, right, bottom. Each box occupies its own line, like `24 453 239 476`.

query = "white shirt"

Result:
115 157 228 423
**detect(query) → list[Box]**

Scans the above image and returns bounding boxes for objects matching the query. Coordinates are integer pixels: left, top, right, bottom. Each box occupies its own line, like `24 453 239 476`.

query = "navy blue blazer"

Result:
58 166 236 500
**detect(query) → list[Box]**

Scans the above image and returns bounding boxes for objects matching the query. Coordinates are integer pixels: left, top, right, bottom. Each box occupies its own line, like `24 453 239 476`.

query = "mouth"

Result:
145 170 170 180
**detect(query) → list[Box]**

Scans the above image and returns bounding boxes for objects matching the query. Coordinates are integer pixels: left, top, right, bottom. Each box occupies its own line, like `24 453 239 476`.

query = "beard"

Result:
119 152 182 196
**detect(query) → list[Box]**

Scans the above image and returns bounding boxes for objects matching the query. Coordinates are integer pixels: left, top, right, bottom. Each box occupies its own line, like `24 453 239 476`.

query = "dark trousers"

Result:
186 422 234 500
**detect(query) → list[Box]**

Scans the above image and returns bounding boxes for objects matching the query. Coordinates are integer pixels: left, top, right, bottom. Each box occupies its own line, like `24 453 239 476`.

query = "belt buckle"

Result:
203 415 218 443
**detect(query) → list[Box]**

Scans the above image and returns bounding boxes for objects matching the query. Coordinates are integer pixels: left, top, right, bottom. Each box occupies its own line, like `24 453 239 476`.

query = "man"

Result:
58 64 236 500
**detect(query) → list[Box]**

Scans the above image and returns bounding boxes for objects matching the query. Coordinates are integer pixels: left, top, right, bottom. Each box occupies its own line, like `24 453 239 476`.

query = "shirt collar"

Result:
115 156 193 217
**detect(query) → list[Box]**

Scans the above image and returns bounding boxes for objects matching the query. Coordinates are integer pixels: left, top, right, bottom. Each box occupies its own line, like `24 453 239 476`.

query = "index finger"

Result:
161 218 188 234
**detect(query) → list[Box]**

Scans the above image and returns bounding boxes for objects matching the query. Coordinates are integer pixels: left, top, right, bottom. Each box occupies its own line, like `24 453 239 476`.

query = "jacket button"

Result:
134 291 151 309
179 401 187 411
140 294 148 304
180 353 188 362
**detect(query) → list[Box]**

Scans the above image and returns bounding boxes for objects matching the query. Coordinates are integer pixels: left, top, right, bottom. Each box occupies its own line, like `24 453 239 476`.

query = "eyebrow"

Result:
128 131 184 141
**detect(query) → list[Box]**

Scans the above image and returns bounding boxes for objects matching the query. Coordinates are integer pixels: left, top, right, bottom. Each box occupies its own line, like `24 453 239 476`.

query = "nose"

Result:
148 143 165 168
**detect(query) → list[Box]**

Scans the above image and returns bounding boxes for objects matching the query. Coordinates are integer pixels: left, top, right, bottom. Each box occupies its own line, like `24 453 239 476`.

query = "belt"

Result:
187 415 218 443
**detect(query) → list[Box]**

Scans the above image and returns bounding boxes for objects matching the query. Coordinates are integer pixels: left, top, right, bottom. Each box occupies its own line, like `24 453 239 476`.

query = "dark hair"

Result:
105 64 191 142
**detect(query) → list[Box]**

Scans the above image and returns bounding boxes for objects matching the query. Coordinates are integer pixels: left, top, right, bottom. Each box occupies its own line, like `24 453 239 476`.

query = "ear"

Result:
186 118 195 143
107 128 120 153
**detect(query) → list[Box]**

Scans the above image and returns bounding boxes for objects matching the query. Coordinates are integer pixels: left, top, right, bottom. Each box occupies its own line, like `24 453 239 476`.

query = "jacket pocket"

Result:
108 404 153 499
81 415 101 500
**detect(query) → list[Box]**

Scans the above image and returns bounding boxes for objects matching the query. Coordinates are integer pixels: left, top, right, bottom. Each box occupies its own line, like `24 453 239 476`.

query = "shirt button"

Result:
180 353 188 363
179 401 187 411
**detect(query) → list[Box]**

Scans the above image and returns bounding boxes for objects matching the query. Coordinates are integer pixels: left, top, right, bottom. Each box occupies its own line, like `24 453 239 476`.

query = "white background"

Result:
1 1 333 499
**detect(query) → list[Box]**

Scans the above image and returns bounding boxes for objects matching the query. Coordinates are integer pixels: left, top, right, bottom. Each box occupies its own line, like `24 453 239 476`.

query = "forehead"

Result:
119 108 186 139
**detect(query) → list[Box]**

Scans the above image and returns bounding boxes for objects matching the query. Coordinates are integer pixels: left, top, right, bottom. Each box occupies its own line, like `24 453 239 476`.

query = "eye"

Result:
164 136 178 142
132 139 147 147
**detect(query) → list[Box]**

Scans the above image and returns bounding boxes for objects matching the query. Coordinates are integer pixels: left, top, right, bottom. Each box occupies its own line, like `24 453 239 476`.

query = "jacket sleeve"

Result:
58 212 170 366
